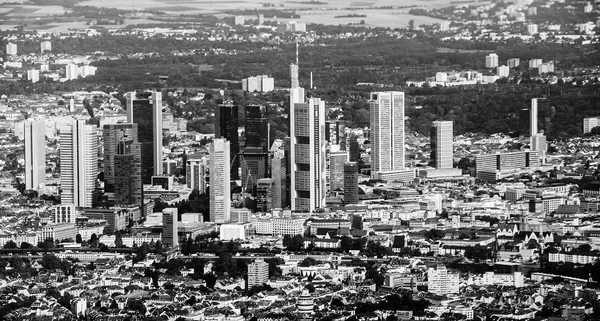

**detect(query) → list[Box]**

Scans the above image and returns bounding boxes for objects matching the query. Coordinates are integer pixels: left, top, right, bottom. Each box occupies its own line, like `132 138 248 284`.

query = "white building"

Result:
272 218 305 236
507 58 520 68
529 59 543 69
186 156 208 193
24 120 46 190
59 119 98 208
220 223 252 240
242 75 275 93
54 205 77 224
427 266 459 295
431 121 453 169
6 43 17 55
65 64 79 80
27 69 40 83
248 259 269 287
41 40 52 53
485 53 498 68
497 65 510 78
527 24 538 34
209 139 231 223
583 117 600 134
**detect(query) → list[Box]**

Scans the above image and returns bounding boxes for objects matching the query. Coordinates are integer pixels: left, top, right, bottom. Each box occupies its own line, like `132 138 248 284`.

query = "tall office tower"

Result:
255 178 274 212
370 91 407 179
113 141 142 208
186 156 208 193
531 133 547 163
24 120 46 190
40 40 51 53
248 258 269 287
583 117 600 134
271 140 288 209
209 139 231 223
344 162 359 205
427 265 459 295
162 208 178 247
216 101 239 179
325 121 346 150
103 123 138 192
245 104 269 151
126 91 163 183
291 97 326 211
530 98 539 136
430 121 453 169
60 119 98 208
329 150 347 192
518 108 530 137
348 135 360 162
485 53 499 68
240 147 268 192
65 64 78 81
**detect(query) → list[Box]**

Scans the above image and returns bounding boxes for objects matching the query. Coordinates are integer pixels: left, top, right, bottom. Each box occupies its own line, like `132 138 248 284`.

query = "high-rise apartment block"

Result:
497 65 510 78
209 139 231 223
507 58 520 68
248 258 269 287
24 120 46 190
126 91 163 183
291 97 327 212
242 75 275 93
583 117 600 134
427 266 459 295
53 204 77 224
60 120 98 208
344 162 359 205
162 208 178 247
430 121 453 169
40 40 51 52
485 53 499 68
5 43 17 55
216 101 239 179
27 69 39 83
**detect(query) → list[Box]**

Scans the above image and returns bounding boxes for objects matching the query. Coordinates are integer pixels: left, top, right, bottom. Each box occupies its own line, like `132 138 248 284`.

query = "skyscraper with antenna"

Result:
289 42 326 211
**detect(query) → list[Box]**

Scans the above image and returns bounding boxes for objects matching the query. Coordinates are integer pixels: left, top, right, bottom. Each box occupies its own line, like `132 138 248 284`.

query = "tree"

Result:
3 240 17 249
299 257 317 267
90 233 98 248
75 234 82 244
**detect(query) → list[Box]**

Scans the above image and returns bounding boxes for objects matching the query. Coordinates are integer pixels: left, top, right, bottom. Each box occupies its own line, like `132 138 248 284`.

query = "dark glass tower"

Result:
245 104 269 151
216 101 239 179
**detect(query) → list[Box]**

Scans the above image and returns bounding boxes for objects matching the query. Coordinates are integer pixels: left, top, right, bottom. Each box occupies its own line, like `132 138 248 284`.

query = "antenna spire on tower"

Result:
295 41 299 66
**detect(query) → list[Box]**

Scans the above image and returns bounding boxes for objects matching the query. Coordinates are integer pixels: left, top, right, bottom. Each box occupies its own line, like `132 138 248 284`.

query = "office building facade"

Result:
430 121 453 169
162 208 178 247
60 120 98 208
248 258 269 287
209 139 231 223
216 101 240 179
344 162 359 205
24 120 46 190
126 91 163 183
245 104 269 151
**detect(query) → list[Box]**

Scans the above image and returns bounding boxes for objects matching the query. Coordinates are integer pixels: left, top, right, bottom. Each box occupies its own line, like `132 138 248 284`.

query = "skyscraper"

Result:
271 140 288 209
186 155 208 193
216 101 239 179
255 178 274 212
24 120 46 190
430 121 453 169
209 138 231 223
325 121 346 150
348 135 360 162
530 98 547 162
291 97 326 211
245 104 269 151
240 147 268 192
113 141 142 208
530 98 539 136
60 119 98 208
328 150 347 192
103 123 138 192
344 162 359 205
126 91 163 184
162 208 178 247
370 91 412 181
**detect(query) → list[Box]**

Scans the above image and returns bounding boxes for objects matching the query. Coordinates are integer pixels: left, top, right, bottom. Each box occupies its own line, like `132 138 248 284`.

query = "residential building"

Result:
485 53 498 68
427 265 459 295
126 91 163 183
497 65 510 78
84 208 128 232
65 63 78 80
507 58 520 68
60 119 98 208
248 259 269 287
272 218 305 236
242 75 275 93
209 139 231 223
27 69 39 83
24 119 46 190
40 40 51 52
5 42 17 55
584 117 600 134
38 223 77 243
